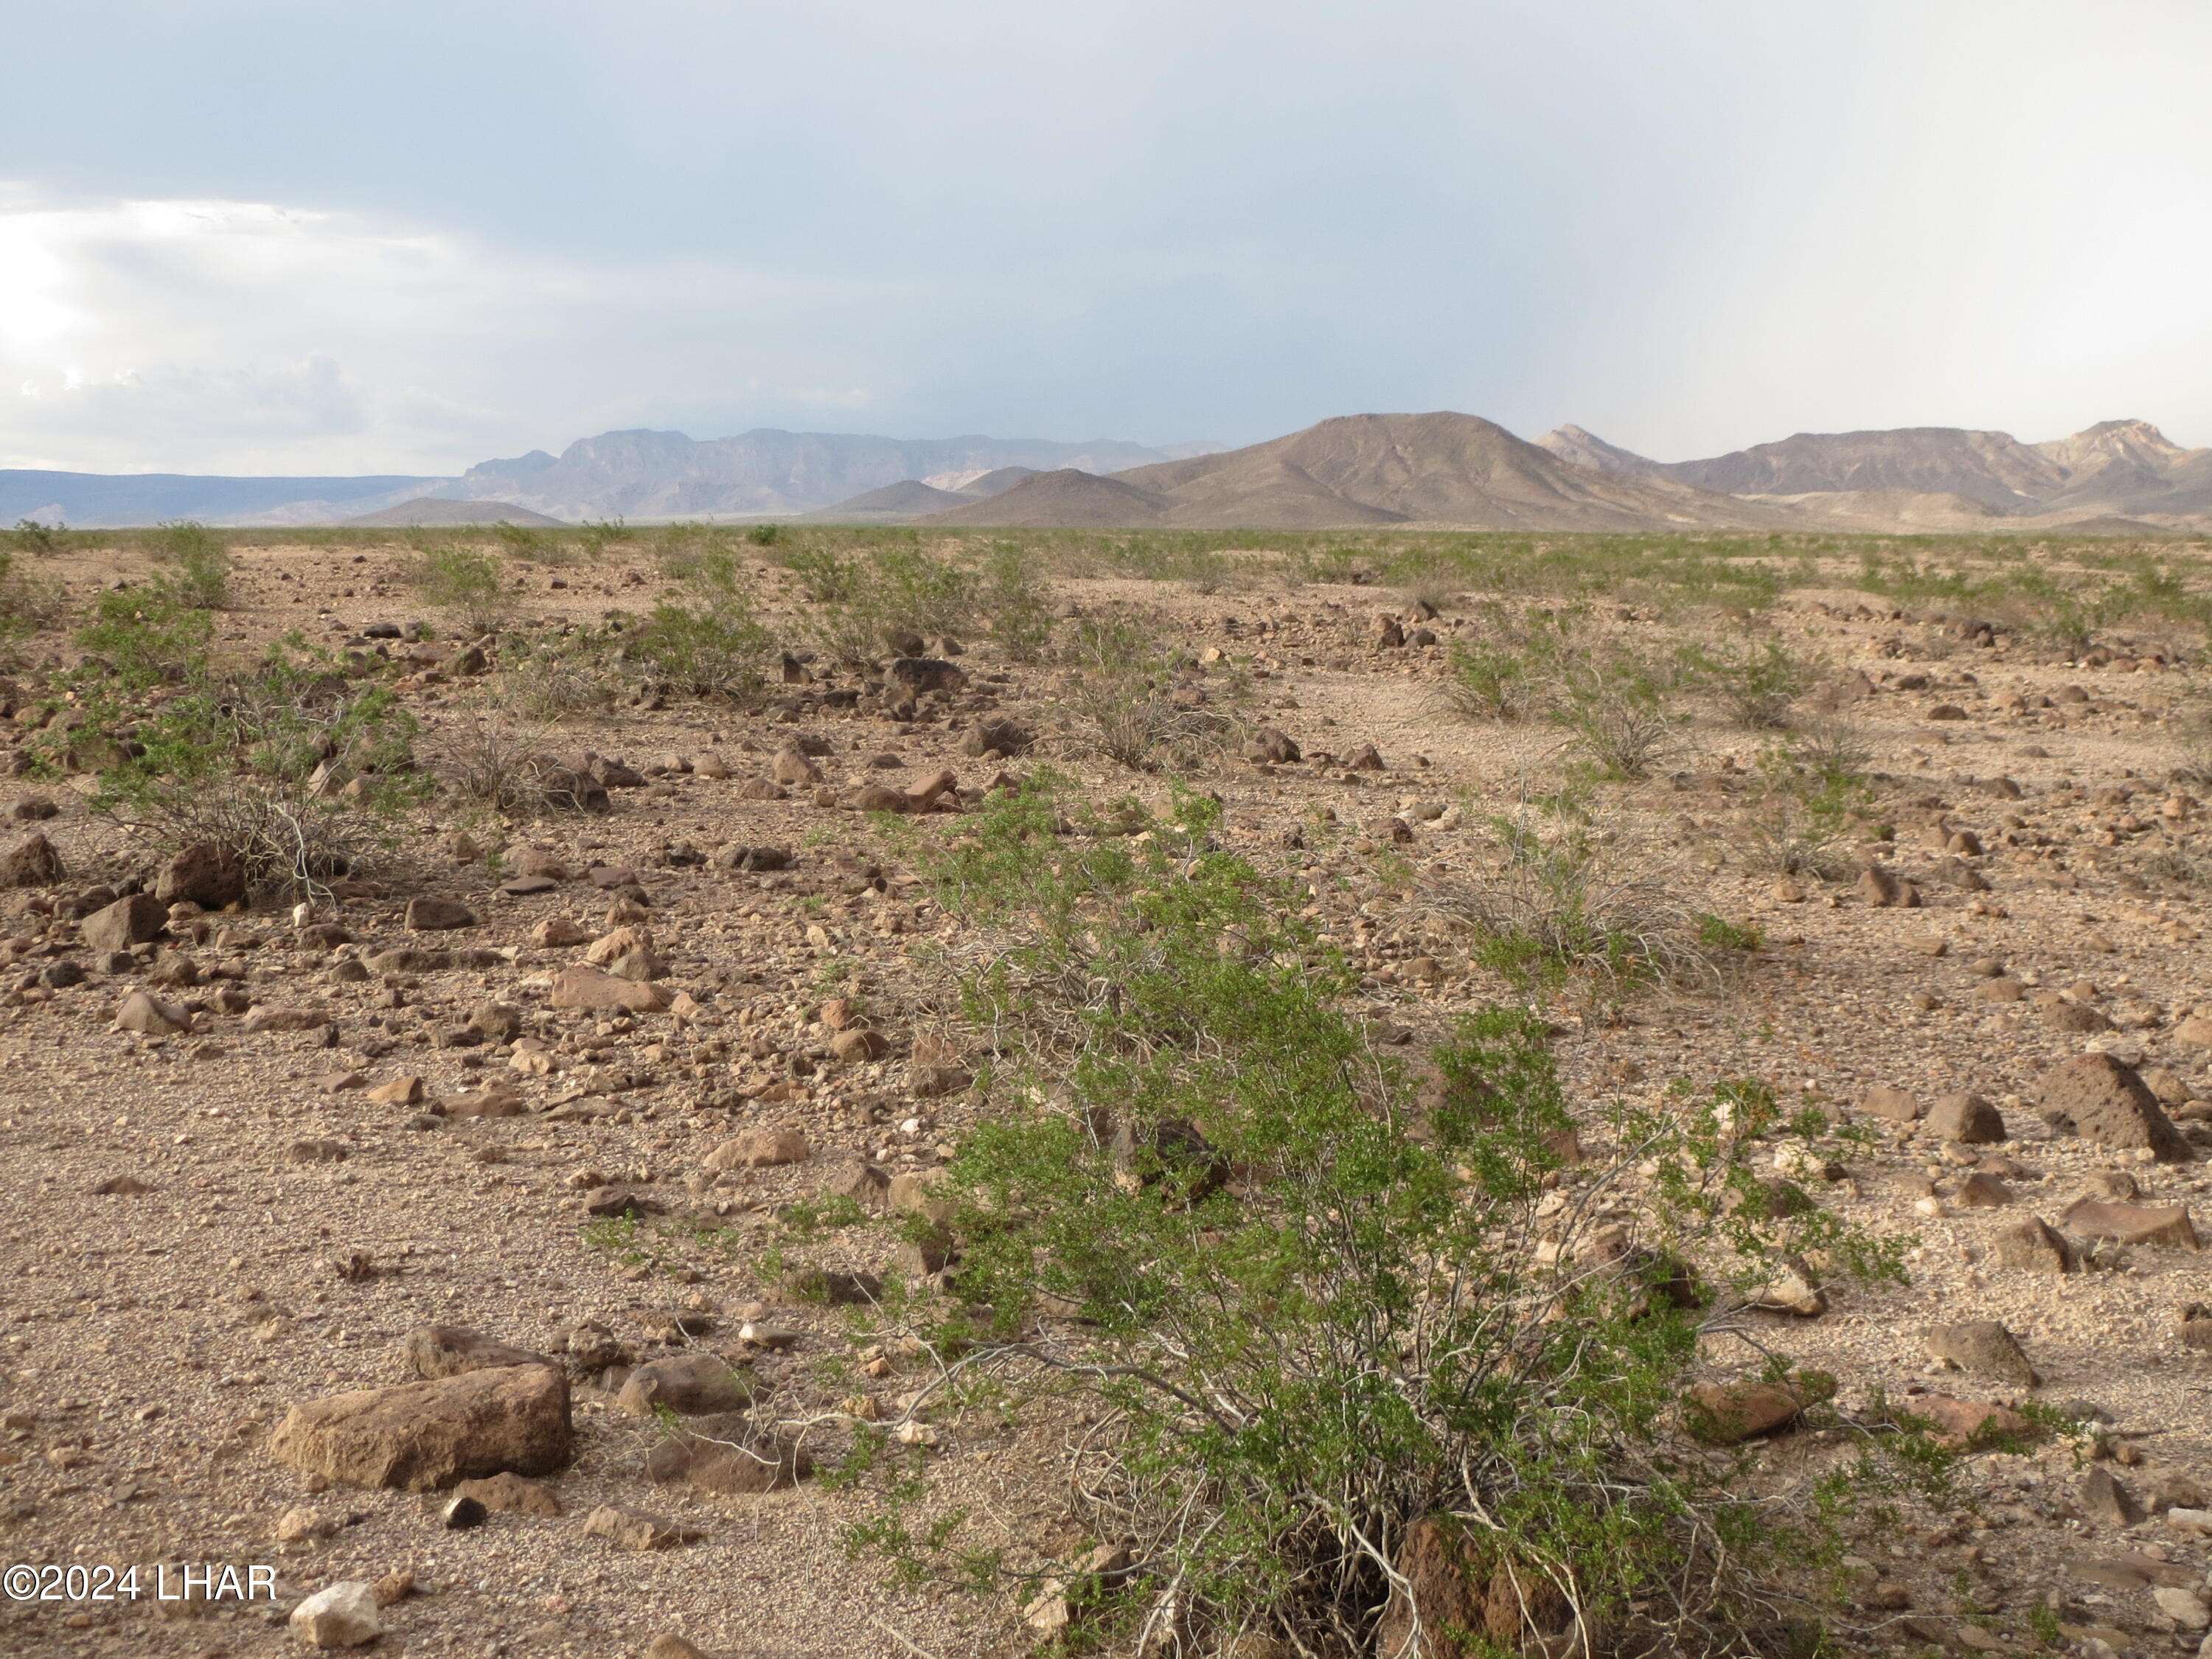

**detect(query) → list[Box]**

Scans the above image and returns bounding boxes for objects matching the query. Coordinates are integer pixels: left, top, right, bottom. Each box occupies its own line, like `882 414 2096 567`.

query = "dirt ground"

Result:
1 535 2210 1659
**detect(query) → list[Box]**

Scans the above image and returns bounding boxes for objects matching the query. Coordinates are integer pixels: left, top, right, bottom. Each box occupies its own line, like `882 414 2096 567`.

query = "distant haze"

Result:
1 3 2208 477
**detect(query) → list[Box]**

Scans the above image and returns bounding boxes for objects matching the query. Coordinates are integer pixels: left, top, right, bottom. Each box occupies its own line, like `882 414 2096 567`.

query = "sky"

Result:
3 0 2210 476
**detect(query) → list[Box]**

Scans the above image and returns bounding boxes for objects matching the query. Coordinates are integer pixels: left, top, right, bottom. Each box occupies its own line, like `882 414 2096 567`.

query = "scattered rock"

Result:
1924 1321 2039 1388
268 1364 571 1491
288 1582 382 1648
582 1503 700 1551
2038 1054 2192 1162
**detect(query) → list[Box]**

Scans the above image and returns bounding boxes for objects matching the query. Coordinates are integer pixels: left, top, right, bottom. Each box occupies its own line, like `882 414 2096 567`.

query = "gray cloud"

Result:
1 0 2207 472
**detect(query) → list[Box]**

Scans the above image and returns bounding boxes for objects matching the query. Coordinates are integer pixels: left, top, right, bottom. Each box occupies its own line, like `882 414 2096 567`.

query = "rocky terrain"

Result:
1 524 2211 1659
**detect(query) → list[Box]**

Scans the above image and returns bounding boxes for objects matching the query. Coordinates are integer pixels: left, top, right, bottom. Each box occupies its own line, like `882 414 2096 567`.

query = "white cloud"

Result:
0 192 908 473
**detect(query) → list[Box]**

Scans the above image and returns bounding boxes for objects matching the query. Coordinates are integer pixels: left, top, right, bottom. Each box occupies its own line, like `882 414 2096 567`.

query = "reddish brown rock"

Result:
268 1365 571 1492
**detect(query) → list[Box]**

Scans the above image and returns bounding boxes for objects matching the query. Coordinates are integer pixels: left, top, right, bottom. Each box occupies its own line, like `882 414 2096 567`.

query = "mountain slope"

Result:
1110 413 1778 530
801 479 970 523
1534 425 1664 476
440 429 1188 518
1539 417 2210 522
922 469 1171 527
342 498 566 528
1655 427 2069 508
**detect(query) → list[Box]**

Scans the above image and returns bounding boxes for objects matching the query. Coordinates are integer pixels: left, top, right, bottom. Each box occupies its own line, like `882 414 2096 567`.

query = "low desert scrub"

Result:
1053 617 1239 772
0 546 66 655
625 549 774 701
411 543 513 634
1738 728 1877 879
431 706 572 815
496 633 621 722
824 779 1923 1655
60 636 422 895
973 542 1056 661
1680 636 1809 730
490 520 569 564
2169 702 2212 790
154 520 233 611
576 517 629 557
795 545 979 665
1447 807 1719 998
11 518 66 555
1441 605 1677 778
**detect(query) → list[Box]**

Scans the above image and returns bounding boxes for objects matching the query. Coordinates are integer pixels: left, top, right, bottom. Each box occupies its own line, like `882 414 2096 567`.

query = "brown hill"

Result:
956 465 1041 498
342 497 566 528
1107 413 1777 530
801 479 967 523
923 469 1170 527
1533 424 1665 476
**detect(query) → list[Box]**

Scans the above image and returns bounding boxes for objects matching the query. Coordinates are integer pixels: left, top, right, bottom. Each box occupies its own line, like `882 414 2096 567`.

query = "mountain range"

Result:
4 416 2206 532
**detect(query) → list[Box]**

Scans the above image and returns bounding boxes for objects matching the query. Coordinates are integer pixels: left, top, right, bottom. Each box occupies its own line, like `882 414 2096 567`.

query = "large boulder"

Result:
0 832 66 888
155 841 246 908
269 1364 571 1491
2038 1054 2192 1162
81 892 165 952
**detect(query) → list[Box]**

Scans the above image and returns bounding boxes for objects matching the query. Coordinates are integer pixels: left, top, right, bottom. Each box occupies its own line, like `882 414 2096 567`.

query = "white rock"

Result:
2152 1586 2210 1631
2167 1506 2212 1534
290 1581 382 1648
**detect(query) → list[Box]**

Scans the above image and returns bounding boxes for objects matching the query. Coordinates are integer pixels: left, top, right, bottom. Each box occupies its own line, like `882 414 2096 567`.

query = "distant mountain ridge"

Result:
0 470 437 529
1535 417 2212 521
922 413 1784 532
10 415 2208 530
440 428 1191 520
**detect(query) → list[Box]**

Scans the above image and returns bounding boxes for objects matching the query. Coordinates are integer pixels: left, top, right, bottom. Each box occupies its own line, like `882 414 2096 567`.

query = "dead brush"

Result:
1439 807 1719 999
1053 616 1242 772
431 707 576 815
496 641 617 723
133 777 383 901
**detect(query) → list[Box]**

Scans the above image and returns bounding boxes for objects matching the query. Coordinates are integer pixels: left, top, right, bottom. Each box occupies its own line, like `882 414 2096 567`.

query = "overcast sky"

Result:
4 0 2209 475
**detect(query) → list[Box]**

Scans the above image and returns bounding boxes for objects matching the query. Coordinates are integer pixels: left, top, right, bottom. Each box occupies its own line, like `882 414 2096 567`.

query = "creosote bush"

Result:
154 520 233 611
1441 606 1676 779
411 543 512 634
625 548 774 701
827 778 1924 1656
1682 637 1809 730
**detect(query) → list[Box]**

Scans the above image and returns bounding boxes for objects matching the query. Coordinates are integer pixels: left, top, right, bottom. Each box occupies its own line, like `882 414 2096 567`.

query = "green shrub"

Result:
1739 729 1876 878
577 517 628 557
800 546 978 664
155 520 232 610
491 520 566 563
74 587 215 692
1452 808 1715 998
626 549 773 700
411 544 512 634
12 518 63 555
0 546 65 650
974 542 1055 662
746 521 784 547
849 778 1918 1653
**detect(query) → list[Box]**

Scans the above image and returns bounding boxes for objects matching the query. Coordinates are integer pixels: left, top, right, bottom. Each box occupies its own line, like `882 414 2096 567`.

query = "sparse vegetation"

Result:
1447 806 1717 998
625 547 774 700
839 778 1919 1655
411 543 513 633
154 519 233 610
1054 616 1239 771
